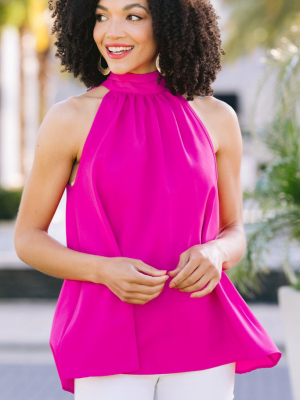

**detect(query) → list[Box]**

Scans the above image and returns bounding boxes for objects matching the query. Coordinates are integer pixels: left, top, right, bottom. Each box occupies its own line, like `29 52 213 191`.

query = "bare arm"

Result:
210 100 247 270
13 94 169 304
14 97 107 283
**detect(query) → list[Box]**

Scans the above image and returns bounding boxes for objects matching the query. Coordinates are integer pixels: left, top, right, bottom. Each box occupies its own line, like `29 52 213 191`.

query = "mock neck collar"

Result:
108 70 161 82
101 70 168 95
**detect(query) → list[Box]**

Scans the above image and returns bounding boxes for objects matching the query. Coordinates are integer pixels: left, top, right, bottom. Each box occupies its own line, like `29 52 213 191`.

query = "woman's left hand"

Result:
168 241 224 298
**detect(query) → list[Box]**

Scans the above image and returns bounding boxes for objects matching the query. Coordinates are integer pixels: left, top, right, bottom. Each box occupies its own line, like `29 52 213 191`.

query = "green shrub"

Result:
0 187 23 220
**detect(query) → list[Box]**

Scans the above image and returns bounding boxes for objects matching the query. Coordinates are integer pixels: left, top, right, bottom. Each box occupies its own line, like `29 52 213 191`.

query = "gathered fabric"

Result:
49 70 281 394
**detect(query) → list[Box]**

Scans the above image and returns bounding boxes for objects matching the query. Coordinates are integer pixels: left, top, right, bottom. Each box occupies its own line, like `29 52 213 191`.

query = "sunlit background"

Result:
0 0 300 399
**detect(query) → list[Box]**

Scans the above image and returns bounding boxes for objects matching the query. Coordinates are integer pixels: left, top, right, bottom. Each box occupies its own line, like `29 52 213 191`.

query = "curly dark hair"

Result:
48 0 225 101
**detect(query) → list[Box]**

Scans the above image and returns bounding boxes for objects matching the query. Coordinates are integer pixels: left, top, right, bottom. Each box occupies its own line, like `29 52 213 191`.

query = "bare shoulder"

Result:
36 96 82 165
190 95 241 154
194 95 237 120
43 85 110 163
53 85 109 130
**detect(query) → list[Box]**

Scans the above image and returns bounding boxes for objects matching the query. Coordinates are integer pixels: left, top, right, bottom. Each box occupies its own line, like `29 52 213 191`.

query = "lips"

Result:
105 46 134 59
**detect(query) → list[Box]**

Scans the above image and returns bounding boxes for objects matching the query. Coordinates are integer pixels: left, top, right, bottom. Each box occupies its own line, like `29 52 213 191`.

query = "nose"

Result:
105 19 126 38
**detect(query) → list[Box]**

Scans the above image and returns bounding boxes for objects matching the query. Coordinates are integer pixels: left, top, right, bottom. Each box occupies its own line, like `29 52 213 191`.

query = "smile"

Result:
105 46 134 59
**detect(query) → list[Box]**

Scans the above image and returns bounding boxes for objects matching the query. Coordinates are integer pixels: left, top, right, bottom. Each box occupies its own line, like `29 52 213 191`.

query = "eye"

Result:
127 14 142 21
95 14 107 22
95 14 142 22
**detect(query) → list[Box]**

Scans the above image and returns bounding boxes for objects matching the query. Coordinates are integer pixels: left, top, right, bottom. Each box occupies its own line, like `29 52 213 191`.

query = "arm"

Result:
211 100 247 271
167 98 247 295
14 98 107 284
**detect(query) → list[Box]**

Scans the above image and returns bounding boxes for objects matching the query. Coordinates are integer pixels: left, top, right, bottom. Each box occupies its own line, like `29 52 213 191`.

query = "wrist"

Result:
88 255 109 284
213 239 229 270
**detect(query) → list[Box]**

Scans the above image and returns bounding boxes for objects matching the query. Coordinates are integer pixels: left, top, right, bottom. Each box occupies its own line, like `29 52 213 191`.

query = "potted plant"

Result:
226 35 300 400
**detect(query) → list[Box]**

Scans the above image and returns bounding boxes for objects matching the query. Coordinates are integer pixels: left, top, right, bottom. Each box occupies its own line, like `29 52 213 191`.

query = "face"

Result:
93 0 159 75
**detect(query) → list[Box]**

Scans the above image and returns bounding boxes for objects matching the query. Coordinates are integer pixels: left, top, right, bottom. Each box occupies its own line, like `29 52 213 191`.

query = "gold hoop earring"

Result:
156 53 165 76
97 54 110 75
156 53 173 76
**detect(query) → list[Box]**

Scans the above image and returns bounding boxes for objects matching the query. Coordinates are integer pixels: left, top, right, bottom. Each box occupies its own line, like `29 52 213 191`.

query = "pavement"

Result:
0 196 295 399
0 299 293 400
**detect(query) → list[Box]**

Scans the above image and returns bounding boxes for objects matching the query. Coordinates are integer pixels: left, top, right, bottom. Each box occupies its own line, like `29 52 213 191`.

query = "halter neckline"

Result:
99 69 168 95
107 70 162 83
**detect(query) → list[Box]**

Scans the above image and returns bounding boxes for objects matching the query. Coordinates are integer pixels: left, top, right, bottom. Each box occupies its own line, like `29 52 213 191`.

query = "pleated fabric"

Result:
49 70 281 394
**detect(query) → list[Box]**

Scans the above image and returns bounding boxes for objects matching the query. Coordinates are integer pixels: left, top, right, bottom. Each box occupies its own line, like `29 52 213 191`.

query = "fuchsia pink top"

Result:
49 70 281 394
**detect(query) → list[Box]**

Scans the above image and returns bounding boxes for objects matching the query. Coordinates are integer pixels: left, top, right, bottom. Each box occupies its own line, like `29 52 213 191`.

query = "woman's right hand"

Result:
98 257 170 304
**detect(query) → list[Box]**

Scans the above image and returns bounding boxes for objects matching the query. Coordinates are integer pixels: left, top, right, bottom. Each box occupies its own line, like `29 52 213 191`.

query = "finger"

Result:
169 258 199 288
179 275 209 292
127 289 162 304
122 283 166 303
168 252 190 277
190 279 216 298
178 267 216 291
124 280 167 294
132 270 170 287
174 259 213 289
123 292 158 304
134 260 168 277
175 266 204 290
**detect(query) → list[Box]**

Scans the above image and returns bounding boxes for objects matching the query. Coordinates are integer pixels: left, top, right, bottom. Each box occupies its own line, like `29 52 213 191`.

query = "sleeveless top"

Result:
49 70 281 394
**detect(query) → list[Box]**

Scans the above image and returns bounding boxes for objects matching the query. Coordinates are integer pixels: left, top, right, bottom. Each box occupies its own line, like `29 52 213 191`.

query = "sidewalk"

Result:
0 198 289 361
0 205 289 359
0 200 293 399
0 298 287 364
0 299 292 400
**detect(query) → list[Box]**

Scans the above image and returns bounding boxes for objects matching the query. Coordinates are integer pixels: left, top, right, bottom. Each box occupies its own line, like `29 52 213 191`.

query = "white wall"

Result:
0 26 22 189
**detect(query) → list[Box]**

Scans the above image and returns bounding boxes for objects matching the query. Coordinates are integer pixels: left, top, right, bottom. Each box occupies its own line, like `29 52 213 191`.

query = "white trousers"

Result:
74 362 236 400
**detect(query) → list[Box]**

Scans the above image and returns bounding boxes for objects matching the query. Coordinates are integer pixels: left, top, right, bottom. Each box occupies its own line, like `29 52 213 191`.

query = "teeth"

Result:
108 46 134 53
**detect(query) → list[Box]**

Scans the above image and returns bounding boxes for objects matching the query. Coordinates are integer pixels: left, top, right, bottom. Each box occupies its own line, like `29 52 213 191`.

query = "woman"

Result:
14 0 282 399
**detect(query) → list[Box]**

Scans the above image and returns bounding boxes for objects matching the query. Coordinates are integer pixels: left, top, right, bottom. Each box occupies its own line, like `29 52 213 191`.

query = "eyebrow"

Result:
96 3 149 14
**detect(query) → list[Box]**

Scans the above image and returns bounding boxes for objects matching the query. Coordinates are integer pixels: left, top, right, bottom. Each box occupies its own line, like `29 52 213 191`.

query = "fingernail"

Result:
169 283 175 288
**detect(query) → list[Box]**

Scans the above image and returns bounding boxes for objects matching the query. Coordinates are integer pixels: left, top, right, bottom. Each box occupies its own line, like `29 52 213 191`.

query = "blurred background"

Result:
0 0 300 398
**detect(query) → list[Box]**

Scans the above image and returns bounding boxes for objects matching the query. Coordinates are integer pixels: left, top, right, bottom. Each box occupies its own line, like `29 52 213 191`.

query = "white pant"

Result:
74 362 236 400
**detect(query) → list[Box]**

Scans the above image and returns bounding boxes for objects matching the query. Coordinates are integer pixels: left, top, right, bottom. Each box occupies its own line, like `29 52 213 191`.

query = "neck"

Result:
110 68 158 75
